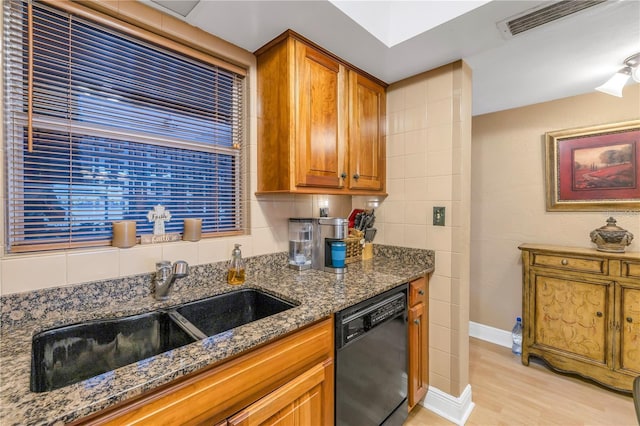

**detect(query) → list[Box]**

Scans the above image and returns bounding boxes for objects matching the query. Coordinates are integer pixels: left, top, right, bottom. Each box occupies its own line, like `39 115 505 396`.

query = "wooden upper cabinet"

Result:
256 30 387 195
295 40 346 189
348 71 385 191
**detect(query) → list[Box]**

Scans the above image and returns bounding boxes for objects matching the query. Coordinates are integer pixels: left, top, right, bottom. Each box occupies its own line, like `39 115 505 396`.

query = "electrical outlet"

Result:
433 207 445 226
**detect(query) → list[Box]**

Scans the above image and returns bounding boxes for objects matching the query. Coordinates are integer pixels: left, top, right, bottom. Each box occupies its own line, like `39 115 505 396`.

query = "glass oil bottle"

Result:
227 243 246 285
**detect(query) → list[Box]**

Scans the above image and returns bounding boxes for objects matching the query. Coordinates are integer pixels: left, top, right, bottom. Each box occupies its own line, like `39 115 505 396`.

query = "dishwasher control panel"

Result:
338 291 406 346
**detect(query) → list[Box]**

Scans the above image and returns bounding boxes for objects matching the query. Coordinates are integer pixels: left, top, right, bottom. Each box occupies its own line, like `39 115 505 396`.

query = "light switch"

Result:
433 207 445 226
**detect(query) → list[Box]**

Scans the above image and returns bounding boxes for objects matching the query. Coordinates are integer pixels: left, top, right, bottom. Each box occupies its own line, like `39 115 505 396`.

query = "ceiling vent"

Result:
497 0 607 39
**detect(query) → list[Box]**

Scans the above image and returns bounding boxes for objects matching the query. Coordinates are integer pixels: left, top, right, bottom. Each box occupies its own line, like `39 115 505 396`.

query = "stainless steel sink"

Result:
31 311 195 392
30 289 297 392
175 289 297 337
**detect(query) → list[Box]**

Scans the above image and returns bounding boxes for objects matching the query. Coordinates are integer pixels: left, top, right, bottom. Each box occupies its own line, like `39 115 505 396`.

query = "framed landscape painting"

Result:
545 120 640 211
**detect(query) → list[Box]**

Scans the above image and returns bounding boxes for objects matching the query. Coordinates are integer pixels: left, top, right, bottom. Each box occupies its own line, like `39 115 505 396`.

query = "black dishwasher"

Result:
335 284 408 426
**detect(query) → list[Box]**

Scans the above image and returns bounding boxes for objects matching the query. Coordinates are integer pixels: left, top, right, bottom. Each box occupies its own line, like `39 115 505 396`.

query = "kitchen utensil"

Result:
365 227 377 242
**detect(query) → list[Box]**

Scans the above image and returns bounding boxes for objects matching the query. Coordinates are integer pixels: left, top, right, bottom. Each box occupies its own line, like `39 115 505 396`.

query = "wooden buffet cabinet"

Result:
519 244 640 392
408 275 429 410
255 30 386 195
74 318 334 426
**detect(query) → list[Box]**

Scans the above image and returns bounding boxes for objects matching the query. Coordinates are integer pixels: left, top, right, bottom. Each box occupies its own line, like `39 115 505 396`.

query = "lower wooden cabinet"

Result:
519 244 640 392
408 275 429 411
228 360 330 426
74 318 334 426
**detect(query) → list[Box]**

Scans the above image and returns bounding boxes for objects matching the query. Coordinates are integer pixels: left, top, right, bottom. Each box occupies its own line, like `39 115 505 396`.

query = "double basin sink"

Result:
31 289 297 392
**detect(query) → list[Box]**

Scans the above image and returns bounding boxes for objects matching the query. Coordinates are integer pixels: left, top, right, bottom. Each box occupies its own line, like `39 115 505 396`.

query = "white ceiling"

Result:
146 0 640 116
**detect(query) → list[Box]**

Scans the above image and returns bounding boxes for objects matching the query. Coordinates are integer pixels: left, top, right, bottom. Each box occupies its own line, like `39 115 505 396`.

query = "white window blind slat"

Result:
4 0 246 252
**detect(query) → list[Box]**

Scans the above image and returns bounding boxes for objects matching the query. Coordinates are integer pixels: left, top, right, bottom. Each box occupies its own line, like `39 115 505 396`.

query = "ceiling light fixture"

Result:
596 52 640 97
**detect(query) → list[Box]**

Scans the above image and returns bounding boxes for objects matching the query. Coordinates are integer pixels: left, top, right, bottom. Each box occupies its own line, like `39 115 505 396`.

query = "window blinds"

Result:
3 0 246 252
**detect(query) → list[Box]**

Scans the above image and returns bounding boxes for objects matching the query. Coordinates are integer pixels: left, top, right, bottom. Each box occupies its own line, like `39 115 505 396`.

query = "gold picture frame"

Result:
545 120 640 211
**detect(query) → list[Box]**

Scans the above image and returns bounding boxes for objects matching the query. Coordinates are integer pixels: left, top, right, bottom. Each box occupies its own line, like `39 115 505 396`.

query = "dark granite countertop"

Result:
0 245 433 425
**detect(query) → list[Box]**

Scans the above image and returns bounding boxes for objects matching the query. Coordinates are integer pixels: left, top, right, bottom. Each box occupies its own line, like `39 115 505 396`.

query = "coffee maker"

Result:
289 217 349 273
313 218 349 273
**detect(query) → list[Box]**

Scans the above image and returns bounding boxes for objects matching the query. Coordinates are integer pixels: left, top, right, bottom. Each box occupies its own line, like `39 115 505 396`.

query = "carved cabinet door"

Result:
618 285 640 374
533 273 613 364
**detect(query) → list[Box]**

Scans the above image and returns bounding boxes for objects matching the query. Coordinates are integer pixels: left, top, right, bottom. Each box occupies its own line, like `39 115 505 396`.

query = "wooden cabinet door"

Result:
228 360 332 426
408 302 428 410
348 71 385 191
532 273 611 364
409 276 427 307
294 40 346 189
619 285 640 373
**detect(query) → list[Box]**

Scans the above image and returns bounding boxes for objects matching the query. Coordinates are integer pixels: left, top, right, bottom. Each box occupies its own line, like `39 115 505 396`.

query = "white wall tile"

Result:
404 129 427 155
386 155 405 180
67 249 119 285
252 227 279 256
404 105 427 132
426 176 453 201
161 241 199 265
427 225 453 252
426 149 453 177
427 98 453 127
405 177 428 201
382 200 406 224
404 153 427 179
197 238 229 264
427 124 453 152
384 223 405 247
404 224 427 248
404 201 428 225
1 254 67 294
119 244 162 276
405 80 428 109
387 110 405 135
386 133 405 158
386 87 404 113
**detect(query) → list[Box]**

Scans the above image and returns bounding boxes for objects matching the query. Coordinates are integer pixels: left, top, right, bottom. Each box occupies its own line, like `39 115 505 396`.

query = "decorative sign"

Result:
147 204 171 235
141 204 181 244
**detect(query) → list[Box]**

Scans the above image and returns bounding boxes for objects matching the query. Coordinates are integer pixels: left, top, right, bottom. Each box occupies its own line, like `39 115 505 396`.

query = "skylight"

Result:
329 0 491 47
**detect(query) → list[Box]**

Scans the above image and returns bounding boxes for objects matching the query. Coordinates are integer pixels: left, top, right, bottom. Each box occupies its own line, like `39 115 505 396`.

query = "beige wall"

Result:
0 1 352 295
471 84 640 331
355 61 473 397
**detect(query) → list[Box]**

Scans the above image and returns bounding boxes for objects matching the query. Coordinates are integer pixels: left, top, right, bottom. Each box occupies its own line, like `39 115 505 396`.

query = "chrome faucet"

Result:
153 260 189 300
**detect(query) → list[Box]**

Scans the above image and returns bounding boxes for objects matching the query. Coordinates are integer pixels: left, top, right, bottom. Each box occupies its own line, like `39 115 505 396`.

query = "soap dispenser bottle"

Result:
227 243 246 285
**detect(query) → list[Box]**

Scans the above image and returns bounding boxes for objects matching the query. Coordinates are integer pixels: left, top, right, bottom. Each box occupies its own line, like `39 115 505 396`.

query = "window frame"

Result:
3 0 249 253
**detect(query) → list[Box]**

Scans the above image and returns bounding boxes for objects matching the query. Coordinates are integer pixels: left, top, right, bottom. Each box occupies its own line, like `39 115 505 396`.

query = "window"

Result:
3 0 246 253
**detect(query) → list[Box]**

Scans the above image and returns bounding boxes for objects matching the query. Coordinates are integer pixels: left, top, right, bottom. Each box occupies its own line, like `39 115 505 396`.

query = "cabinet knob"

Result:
561 259 568 265
418 289 425 296
596 311 603 318
414 318 420 325
353 173 360 180
627 317 633 323
340 172 347 179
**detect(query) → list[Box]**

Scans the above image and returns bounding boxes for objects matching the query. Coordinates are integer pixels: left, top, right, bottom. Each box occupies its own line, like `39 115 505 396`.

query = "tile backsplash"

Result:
0 194 353 296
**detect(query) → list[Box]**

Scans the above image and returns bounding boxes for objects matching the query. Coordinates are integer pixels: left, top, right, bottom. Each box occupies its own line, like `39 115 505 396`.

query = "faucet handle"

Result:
173 260 189 278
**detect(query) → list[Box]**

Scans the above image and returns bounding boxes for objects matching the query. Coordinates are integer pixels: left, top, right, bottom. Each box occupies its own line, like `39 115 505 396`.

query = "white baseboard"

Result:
421 384 475 426
469 321 512 348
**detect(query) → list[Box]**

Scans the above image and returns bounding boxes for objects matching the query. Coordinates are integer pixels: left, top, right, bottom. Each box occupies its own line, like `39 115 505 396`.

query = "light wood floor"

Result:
406 338 637 426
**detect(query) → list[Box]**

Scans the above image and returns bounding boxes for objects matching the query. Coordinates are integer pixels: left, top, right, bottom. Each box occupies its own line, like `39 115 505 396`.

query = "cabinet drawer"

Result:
532 253 607 275
622 260 640 279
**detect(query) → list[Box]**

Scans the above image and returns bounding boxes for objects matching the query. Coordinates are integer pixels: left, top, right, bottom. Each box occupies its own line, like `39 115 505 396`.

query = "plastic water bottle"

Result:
512 317 523 355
